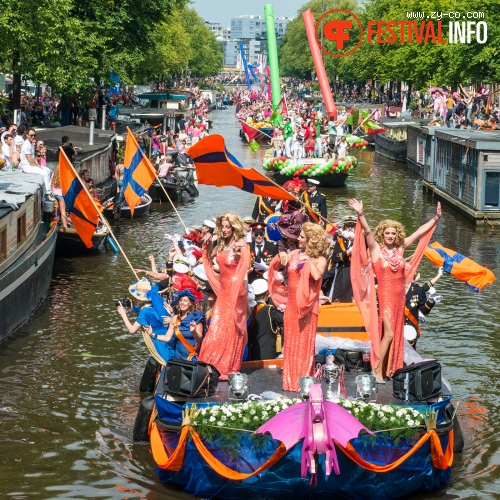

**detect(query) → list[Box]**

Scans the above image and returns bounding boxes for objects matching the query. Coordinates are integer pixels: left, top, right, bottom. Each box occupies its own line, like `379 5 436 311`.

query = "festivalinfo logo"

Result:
316 9 488 57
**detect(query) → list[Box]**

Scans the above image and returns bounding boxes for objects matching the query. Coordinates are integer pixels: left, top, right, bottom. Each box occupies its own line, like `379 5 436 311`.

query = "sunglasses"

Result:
29 133 36 137
253 231 264 236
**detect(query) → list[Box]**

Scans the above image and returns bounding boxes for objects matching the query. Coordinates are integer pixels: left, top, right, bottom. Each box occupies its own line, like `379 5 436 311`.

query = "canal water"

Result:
1 107 499 499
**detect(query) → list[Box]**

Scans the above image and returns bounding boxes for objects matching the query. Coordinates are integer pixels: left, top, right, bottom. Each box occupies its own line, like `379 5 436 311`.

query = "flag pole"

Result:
151 171 188 230
60 147 140 281
352 108 377 136
251 168 337 228
126 127 187 230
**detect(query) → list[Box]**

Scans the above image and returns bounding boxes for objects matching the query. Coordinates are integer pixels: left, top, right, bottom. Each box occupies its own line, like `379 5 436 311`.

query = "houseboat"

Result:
411 128 500 224
374 118 429 162
0 171 57 343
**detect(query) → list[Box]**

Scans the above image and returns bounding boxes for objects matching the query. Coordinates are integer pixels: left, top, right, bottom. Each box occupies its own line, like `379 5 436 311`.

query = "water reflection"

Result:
0 107 498 498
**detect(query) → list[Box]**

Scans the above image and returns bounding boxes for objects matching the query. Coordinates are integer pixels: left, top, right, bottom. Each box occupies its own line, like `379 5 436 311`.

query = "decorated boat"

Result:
135 302 462 499
263 155 359 188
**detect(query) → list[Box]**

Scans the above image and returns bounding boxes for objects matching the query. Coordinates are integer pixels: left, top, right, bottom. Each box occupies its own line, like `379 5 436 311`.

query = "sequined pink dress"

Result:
372 247 406 375
268 251 322 392
199 243 250 380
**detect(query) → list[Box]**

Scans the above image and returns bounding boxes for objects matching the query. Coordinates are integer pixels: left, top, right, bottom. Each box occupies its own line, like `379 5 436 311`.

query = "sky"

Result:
190 0 306 27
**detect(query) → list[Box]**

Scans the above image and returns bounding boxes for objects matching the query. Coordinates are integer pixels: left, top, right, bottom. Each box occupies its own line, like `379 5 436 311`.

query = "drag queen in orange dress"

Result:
268 223 328 392
199 212 250 379
348 199 441 382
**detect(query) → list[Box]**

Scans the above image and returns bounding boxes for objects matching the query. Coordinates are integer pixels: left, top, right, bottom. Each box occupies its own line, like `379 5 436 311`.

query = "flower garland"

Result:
192 398 426 446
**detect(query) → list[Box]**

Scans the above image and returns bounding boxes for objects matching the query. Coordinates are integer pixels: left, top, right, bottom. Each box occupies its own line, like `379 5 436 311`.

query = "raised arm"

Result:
404 202 441 248
348 198 379 257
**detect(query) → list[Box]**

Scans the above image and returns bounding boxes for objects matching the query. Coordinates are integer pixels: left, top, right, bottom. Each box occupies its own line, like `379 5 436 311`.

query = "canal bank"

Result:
0 107 499 499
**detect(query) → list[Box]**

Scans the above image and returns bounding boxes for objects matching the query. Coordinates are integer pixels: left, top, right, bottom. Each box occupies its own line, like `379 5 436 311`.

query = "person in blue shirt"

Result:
116 281 176 363
147 290 205 361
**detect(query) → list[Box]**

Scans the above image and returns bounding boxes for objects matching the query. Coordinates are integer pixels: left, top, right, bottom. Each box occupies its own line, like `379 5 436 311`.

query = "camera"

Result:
160 136 168 142
115 297 132 308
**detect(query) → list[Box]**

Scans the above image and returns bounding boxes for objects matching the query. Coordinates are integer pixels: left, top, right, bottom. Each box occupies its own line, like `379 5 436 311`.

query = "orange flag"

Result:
123 129 157 216
59 149 100 248
189 134 295 200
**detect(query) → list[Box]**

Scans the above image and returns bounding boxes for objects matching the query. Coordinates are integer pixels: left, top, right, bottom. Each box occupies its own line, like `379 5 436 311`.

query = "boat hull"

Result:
155 425 452 500
0 221 57 343
148 178 199 203
374 133 407 162
272 171 348 188
56 226 108 256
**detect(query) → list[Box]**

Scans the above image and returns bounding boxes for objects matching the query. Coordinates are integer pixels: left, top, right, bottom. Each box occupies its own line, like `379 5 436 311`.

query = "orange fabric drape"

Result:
151 419 453 479
190 428 288 480
151 423 287 478
340 429 454 473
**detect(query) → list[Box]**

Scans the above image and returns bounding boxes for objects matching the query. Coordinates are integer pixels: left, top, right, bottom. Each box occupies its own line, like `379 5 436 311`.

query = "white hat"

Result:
252 279 268 296
306 178 320 186
128 278 152 302
243 216 255 223
203 219 216 229
173 262 189 274
174 255 190 265
192 264 207 282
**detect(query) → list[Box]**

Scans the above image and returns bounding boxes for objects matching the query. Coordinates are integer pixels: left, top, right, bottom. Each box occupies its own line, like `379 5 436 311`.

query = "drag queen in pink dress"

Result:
348 199 441 382
199 212 250 379
268 222 328 392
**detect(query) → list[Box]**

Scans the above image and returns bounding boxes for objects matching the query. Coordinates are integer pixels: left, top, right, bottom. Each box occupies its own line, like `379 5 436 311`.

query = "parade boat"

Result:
0 171 58 343
263 155 359 188
55 223 109 257
102 193 152 219
135 302 462 500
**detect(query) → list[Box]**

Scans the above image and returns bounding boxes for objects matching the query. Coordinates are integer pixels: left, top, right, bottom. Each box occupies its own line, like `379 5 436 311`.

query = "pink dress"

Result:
268 251 322 392
372 247 406 376
199 243 250 379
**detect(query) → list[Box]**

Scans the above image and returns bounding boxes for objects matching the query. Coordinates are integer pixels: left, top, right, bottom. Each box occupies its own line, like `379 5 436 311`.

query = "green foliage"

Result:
279 0 500 86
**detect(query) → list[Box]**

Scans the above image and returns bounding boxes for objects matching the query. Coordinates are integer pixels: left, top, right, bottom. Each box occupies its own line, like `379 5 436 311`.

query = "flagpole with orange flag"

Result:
59 147 140 281
189 134 337 229
125 127 187 230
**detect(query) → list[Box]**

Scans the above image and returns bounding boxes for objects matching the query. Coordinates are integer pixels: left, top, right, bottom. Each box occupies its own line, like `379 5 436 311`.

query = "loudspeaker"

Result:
165 358 220 398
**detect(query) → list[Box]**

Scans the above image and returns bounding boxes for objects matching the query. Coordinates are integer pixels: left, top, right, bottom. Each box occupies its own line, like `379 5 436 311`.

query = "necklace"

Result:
381 246 402 272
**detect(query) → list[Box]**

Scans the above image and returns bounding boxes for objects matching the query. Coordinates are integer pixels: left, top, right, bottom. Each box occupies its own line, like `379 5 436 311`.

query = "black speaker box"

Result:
165 358 220 398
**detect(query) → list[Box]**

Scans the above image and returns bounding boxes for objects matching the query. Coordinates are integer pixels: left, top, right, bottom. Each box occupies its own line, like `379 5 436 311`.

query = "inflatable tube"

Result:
139 356 160 393
106 235 120 254
264 4 281 109
302 9 337 121
133 395 155 442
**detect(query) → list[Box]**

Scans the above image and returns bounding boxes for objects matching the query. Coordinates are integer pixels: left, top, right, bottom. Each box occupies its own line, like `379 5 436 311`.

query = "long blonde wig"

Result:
302 222 329 258
215 212 246 252
374 219 406 247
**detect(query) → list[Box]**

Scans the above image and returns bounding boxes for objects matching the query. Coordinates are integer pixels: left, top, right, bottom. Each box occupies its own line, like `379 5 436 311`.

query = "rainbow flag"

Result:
59 149 100 248
123 128 157 217
424 242 496 292
189 135 294 200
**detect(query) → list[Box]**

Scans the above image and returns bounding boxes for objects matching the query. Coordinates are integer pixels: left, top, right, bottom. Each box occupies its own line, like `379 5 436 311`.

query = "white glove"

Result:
437 267 444 277
418 311 426 324
253 261 268 272
433 295 443 304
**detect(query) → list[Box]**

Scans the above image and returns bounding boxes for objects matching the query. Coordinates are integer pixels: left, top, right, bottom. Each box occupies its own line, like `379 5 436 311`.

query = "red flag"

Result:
59 149 101 248
240 121 259 143
278 95 288 116
189 135 295 200
123 128 157 217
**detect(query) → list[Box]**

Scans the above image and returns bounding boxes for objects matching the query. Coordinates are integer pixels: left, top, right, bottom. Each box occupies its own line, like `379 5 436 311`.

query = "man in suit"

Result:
301 178 327 225
248 223 278 283
252 195 280 222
